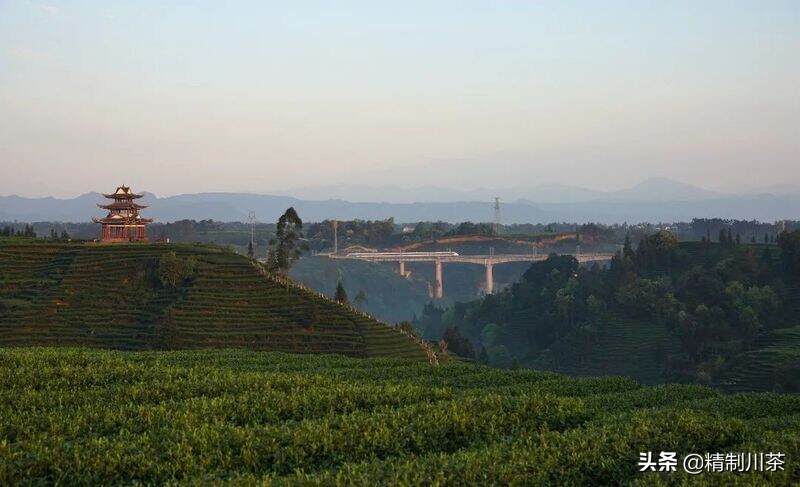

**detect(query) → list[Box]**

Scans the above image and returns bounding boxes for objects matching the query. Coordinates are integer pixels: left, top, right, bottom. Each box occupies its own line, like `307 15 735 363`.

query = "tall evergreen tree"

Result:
335 281 349 304
622 233 634 260
266 207 308 274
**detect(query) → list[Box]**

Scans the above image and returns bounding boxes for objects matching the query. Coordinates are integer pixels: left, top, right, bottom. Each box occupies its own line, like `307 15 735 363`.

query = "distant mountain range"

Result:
1 178 799 224
273 177 723 204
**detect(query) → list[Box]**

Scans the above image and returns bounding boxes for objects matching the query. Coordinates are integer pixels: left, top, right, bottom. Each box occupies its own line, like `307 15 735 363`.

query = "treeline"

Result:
419 229 800 387
306 219 396 251
0 220 278 253
0 224 69 242
1 224 37 238
4 218 798 253
682 218 797 243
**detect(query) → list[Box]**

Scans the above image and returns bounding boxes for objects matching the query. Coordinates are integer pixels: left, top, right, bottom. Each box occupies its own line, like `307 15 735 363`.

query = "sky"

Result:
1 0 798 198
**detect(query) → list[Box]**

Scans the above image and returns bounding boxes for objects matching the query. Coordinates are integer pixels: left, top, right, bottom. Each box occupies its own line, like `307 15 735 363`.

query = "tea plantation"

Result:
0 241 426 360
0 348 798 484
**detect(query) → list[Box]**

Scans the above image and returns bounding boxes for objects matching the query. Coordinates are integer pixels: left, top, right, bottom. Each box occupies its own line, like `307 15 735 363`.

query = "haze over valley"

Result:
3 177 800 224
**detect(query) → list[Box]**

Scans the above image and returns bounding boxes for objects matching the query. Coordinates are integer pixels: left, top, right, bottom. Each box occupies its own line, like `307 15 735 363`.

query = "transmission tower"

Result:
331 220 339 254
493 197 501 236
247 211 256 258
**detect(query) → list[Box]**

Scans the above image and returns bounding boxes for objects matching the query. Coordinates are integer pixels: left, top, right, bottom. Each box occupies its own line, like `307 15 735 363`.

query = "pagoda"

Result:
93 185 152 242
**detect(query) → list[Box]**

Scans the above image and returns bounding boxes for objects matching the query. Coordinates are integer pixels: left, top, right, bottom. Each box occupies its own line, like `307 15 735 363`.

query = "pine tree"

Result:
335 281 349 304
247 240 254 259
622 233 634 260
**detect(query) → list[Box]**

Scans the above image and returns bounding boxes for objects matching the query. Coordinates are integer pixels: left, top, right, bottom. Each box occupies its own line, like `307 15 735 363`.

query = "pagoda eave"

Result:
97 202 148 210
93 219 152 224
102 193 144 199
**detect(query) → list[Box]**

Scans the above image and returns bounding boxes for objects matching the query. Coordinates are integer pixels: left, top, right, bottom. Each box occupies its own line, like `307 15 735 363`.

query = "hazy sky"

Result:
1 1 798 197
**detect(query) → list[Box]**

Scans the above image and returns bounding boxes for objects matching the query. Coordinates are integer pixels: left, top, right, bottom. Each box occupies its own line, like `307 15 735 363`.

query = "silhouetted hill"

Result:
607 177 722 201
283 178 720 204
2 180 800 223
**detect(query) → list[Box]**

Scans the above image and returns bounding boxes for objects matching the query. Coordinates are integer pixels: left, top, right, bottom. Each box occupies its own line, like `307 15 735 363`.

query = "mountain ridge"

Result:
272 177 725 204
2 178 798 224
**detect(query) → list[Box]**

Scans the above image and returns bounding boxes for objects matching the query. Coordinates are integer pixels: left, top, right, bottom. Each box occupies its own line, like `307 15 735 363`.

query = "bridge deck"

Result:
328 252 614 264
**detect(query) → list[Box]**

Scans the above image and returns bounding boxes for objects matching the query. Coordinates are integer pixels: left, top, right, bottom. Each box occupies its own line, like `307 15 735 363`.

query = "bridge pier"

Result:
328 252 614 301
434 259 443 299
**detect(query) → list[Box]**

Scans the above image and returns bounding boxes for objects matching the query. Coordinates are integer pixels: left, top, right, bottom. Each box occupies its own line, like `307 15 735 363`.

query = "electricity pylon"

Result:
493 197 501 236
247 211 256 258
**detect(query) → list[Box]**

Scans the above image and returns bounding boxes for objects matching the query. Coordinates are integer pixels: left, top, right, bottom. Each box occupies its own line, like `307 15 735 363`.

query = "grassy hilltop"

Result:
1 347 798 484
0 241 425 360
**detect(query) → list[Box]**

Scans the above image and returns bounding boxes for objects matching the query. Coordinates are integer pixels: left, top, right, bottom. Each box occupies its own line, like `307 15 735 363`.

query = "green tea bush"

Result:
0 242 426 359
0 348 796 485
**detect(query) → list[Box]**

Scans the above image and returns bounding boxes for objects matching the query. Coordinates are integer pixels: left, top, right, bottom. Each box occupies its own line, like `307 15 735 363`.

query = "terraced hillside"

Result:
0 241 427 360
718 325 800 393
529 315 681 385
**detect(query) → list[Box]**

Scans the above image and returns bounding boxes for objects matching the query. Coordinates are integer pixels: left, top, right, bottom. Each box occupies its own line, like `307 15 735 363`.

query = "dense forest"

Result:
418 229 800 392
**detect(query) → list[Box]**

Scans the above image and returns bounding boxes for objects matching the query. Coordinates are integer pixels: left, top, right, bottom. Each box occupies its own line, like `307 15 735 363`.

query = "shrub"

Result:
155 251 196 288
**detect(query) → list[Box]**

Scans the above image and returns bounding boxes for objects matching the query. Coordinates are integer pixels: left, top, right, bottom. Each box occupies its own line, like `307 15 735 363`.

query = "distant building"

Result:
93 185 152 242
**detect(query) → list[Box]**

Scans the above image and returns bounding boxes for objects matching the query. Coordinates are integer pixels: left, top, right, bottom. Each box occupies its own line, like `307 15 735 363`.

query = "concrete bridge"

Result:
327 251 614 298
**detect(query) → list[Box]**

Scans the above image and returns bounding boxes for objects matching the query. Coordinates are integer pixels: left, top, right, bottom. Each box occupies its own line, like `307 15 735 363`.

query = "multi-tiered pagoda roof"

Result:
102 185 145 200
93 185 152 242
